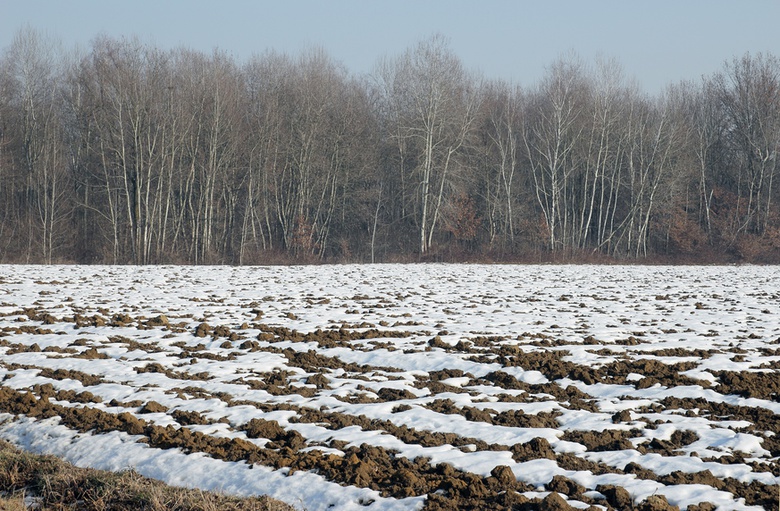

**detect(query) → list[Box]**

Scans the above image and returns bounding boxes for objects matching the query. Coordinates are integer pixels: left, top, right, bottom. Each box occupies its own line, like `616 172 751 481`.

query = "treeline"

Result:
1 29 779 264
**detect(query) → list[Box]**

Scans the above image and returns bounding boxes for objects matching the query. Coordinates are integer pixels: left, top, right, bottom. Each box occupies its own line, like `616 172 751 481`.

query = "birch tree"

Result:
380 35 480 254
522 55 589 251
574 59 632 251
478 80 524 249
3 28 70 263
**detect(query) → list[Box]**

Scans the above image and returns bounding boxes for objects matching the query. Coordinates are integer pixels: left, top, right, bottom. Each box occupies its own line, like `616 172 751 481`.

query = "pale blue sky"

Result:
2 1 778 93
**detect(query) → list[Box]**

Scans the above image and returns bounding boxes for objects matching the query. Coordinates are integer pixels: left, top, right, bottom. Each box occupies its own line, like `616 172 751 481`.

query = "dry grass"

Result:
0 439 297 511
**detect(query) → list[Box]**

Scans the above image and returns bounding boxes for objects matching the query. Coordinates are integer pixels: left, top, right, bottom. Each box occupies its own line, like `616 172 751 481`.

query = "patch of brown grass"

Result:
0 439 296 511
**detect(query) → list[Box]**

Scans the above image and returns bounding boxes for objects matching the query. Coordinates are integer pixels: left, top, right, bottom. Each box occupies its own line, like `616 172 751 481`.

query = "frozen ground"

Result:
0 264 778 510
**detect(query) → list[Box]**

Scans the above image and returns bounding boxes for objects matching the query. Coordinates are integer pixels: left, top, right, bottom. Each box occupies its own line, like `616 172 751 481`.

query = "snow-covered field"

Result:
0 264 778 510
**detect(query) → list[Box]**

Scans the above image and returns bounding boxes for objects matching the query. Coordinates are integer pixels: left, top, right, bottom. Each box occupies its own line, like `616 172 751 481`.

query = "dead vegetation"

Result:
0 439 295 511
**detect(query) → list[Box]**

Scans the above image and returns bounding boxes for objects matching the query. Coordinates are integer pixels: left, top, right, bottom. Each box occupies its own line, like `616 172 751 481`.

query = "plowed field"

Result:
0 265 778 510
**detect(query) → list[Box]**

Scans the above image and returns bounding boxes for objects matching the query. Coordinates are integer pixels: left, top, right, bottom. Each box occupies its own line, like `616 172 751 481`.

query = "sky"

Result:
1 1 779 94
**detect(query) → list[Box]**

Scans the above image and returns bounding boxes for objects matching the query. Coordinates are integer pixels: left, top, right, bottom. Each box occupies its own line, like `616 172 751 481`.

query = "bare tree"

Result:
575 58 633 251
670 79 724 243
522 54 589 252
713 53 780 238
478 80 523 249
2 27 71 263
379 35 480 254
180 49 243 263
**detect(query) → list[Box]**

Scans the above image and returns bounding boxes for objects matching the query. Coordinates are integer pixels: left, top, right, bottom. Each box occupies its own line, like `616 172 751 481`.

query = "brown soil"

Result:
135 362 212 381
35 367 103 387
255 324 414 349
561 428 642 452
714 370 780 401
